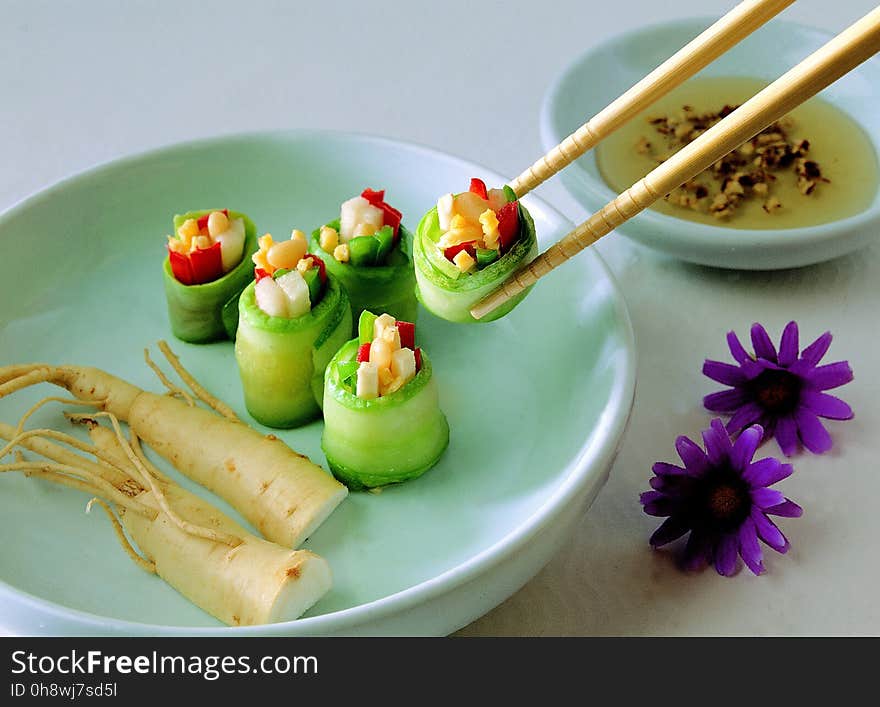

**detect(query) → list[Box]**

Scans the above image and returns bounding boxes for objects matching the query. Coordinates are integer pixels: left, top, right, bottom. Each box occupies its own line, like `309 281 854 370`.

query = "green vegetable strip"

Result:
309 221 418 331
163 209 258 343
412 202 538 324
235 275 352 429
321 339 449 490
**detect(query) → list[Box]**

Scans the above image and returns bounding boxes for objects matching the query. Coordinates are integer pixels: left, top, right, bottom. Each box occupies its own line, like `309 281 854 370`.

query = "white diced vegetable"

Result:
356 362 379 399
255 276 290 318
361 204 384 230
369 337 393 370
216 217 246 272
275 270 311 318
373 313 396 341
487 188 507 211
437 193 454 231
339 196 370 242
390 347 416 382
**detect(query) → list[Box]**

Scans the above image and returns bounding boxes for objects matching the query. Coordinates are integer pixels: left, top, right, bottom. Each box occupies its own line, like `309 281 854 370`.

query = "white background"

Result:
2 0 878 635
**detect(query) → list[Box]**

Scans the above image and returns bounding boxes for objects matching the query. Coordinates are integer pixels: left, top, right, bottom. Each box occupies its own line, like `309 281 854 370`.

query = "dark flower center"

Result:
693 466 752 533
750 369 802 415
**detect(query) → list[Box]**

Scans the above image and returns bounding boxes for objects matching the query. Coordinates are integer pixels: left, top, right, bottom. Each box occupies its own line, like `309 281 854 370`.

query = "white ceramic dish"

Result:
541 18 880 270
0 131 636 636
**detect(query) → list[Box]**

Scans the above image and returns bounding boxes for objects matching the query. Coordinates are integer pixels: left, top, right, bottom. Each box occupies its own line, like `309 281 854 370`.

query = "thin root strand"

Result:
86 498 156 574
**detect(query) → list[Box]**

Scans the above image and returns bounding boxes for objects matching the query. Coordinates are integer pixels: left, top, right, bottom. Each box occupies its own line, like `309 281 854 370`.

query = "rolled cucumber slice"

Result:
310 220 418 330
235 274 352 428
413 202 538 324
322 339 449 490
162 209 258 343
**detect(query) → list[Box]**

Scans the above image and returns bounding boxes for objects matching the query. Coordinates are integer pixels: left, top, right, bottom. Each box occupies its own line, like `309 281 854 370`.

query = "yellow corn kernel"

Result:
319 226 339 252
258 233 274 252
296 256 315 274
252 250 271 273
268 237 308 271
354 222 378 237
207 210 229 238
479 208 499 236
167 236 186 254
190 235 211 252
290 228 307 244
177 218 199 240
450 214 470 230
453 249 476 273
333 243 350 263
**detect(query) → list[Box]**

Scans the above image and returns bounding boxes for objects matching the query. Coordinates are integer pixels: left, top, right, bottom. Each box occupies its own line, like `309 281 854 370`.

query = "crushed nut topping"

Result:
637 104 829 219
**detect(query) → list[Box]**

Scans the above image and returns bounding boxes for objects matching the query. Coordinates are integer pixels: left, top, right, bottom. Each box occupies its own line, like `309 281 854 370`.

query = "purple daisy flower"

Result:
641 419 802 576
703 321 853 456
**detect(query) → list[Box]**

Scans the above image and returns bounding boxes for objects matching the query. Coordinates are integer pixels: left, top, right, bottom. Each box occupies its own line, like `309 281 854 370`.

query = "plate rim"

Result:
539 16 880 261
0 128 637 635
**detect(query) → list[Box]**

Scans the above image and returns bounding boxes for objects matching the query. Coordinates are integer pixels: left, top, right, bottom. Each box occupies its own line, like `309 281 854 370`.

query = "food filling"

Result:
167 209 247 285
252 229 327 318
319 188 403 267
338 312 422 399
435 178 519 273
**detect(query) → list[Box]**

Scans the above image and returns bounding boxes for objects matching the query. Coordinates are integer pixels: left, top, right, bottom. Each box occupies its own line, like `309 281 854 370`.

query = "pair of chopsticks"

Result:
470 0 880 320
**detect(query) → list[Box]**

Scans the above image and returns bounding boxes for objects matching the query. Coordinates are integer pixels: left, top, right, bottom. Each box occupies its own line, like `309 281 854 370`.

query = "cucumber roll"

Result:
163 209 258 343
310 188 418 329
322 311 448 490
413 179 538 324
235 230 352 428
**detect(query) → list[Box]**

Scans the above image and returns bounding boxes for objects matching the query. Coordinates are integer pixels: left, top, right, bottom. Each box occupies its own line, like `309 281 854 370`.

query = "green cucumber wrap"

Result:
235 274 352 428
413 202 538 323
310 220 418 331
162 209 258 343
322 339 449 490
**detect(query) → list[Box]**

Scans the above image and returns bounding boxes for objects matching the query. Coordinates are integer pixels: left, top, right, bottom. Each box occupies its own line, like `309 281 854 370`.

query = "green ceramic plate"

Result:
0 131 635 635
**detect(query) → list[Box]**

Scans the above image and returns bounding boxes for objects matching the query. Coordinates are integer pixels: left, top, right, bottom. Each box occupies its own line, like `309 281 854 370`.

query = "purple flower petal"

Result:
743 457 791 487
703 360 748 386
714 533 739 576
727 330 752 364
765 499 803 518
800 331 832 366
777 321 799 366
731 425 762 470
805 362 854 392
738 517 765 575
704 388 748 412
751 323 778 363
675 435 710 476
641 492 681 517
794 409 833 454
702 419 732 465
752 487 786 509
800 390 854 420
725 402 764 435
752 509 789 553
649 516 691 547
652 461 688 476
682 530 712 571
774 416 799 456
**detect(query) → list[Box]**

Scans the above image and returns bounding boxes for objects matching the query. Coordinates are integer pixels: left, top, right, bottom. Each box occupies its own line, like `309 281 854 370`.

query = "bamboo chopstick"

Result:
471 6 880 321
508 0 795 198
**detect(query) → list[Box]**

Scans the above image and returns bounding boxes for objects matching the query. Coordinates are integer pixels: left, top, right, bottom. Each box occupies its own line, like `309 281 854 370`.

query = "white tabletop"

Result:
2 0 878 636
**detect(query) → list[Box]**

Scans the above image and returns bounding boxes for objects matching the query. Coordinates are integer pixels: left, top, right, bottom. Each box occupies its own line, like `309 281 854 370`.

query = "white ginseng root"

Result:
0 418 331 627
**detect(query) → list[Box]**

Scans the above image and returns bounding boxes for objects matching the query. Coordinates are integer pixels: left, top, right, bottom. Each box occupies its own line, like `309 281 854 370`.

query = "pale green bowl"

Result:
542 18 880 269
0 131 635 635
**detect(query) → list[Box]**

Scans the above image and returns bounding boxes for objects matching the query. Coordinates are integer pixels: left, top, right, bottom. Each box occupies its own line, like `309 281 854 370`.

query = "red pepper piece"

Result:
196 209 228 231
469 178 488 200
168 247 195 285
361 188 402 239
414 347 422 372
309 254 328 283
254 267 270 282
496 202 519 251
357 342 371 363
444 241 477 263
360 188 386 206
397 321 415 350
188 241 224 284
